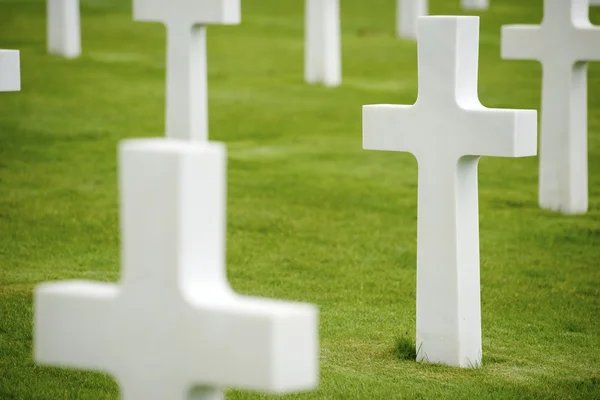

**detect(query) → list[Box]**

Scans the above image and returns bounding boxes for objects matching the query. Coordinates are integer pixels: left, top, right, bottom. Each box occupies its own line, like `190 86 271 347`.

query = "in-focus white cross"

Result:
502 0 600 214
0 50 20 92
305 0 341 87
133 0 241 141
34 139 318 399
397 0 489 39
363 16 536 367
47 0 81 58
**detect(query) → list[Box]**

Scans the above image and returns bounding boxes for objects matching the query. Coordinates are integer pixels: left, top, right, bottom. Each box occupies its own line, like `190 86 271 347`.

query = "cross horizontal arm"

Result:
363 104 419 154
186 296 318 392
501 25 542 61
133 0 240 25
0 50 20 91
458 107 537 158
34 281 118 372
574 28 600 60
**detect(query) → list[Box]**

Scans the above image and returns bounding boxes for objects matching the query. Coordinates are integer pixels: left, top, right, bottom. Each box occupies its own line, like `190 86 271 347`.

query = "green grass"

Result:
1 0 600 398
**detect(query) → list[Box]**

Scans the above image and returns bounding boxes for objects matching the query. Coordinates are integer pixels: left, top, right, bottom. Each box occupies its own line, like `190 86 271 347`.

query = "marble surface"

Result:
133 0 241 141
502 0 600 214
363 16 537 368
305 0 341 87
47 0 81 58
34 139 319 399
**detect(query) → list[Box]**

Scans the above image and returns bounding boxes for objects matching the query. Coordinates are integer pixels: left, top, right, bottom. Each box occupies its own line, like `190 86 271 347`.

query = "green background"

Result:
1 0 599 398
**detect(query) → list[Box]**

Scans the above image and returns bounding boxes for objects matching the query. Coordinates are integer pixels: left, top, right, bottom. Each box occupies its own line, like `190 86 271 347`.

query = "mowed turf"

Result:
1 0 599 398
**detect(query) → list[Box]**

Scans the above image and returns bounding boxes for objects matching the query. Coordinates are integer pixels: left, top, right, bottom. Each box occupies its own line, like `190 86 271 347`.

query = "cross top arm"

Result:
133 0 241 26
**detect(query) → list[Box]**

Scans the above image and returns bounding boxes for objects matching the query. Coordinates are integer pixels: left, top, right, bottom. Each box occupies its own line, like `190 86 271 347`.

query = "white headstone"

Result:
305 0 341 87
47 0 81 58
397 0 427 39
397 0 490 39
462 0 488 10
34 139 318 399
502 0 600 214
0 50 20 91
363 16 537 367
133 0 241 141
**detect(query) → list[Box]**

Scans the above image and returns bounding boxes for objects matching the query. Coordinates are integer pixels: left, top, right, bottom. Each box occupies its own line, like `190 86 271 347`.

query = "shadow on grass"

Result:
394 336 417 362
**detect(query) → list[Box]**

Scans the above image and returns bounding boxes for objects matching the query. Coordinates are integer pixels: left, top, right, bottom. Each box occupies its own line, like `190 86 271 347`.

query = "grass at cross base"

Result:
1 0 599 398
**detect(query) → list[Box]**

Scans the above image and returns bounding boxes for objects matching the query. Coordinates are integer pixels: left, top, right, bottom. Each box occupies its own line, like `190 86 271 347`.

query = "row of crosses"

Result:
46 0 600 214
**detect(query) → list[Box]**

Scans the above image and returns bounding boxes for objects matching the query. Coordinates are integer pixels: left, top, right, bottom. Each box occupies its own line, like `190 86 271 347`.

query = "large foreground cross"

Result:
34 140 318 399
0 50 20 92
363 16 536 367
47 0 81 58
502 0 600 214
133 0 241 141
305 0 341 87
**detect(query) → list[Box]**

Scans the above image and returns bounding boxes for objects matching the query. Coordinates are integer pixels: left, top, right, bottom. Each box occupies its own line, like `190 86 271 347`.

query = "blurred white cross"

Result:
34 139 318 399
502 0 600 214
364 16 536 367
0 50 20 92
47 0 81 58
397 0 489 39
305 0 341 87
133 0 241 141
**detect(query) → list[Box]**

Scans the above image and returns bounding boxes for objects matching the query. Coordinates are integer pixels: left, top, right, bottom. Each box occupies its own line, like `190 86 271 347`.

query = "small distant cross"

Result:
47 0 81 58
305 0 341 87
462 0 488 9
502 0 600 214
34 140 318 399
133 0 241 141
363 16 536 367
397 0 488 39
0 50 20 92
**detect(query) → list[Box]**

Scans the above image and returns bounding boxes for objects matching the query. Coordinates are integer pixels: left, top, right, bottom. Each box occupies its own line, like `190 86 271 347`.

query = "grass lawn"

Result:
1 0 600 398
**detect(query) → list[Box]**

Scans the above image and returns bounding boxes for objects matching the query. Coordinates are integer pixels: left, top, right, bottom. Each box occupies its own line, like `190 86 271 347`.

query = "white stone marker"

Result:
305 0 341 87
397 0 489 39
47 0 81 58
34 139 318 399
502 0 600 215
0 50 20 92
397 0 427 39
363 16 536 367
133 0 240 141
462 0 488 10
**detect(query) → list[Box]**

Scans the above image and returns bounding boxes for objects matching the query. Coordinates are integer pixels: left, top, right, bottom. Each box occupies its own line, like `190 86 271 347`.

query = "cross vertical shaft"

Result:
47 0 81 58
305 0 341 87
539 62 588 212
416 17 479 107
165 24 209 141
415 154 482 367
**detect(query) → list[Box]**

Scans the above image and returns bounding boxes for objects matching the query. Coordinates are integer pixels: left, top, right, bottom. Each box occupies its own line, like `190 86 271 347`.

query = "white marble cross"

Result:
0 50 20 92
47 0 81 58
397 0 427 39
363 16 536 367
462 0 489 10
305 0 341 87
397 0 489 39
133 0 241 141
34 139 318 399
502 0 600 214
